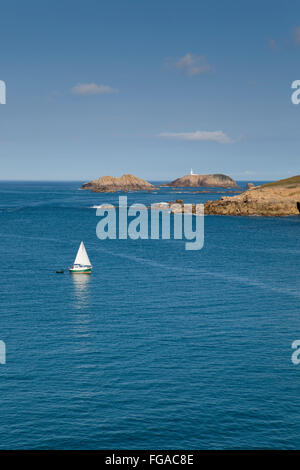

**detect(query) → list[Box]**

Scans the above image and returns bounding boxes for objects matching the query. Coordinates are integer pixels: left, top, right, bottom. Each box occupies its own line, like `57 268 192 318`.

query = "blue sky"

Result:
0 0 300 180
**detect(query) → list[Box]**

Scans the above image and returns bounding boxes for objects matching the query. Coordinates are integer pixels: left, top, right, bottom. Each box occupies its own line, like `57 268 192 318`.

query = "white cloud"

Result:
166 53 211 76
158 130 233 144
71 83 119 95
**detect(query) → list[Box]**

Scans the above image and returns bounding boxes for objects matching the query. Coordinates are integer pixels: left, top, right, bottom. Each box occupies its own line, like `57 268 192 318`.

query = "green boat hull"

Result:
69 268 92 274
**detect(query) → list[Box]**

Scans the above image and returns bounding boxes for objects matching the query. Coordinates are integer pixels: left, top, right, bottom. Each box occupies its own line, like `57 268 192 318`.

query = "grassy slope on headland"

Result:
261 175 300 188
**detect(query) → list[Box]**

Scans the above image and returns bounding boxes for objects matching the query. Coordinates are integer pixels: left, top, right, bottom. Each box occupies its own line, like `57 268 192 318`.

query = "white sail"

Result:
73 241 91 266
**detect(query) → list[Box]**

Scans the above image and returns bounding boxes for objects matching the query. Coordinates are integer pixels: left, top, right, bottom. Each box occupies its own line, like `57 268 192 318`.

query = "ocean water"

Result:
0 180 300 449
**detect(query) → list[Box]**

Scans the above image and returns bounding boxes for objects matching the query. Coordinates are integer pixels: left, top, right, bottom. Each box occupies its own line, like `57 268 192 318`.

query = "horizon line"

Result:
0 178 273 182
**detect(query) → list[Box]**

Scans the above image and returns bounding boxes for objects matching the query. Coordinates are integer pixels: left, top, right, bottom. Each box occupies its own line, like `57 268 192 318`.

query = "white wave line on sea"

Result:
94 246 300 300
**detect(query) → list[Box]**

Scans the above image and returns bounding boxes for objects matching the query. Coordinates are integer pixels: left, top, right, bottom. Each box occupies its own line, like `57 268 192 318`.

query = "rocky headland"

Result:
166 173 239 189
82 174 154 192
204 175 300 216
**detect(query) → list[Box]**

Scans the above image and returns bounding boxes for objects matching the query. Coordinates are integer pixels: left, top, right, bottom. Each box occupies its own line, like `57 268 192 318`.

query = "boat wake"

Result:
0 230 298 299
94 246 300 300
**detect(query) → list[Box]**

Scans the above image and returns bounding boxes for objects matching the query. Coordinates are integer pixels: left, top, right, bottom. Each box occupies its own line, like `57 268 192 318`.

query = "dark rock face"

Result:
82 174 154 192
166 173 239 188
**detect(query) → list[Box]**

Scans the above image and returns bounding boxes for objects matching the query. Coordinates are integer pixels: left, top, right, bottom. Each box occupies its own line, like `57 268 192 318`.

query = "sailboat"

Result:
69 241 92 274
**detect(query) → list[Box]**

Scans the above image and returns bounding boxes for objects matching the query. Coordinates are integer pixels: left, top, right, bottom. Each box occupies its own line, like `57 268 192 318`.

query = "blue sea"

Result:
1 180 300 450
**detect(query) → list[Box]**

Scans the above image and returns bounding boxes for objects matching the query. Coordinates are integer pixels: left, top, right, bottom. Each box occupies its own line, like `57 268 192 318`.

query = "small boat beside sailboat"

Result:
69 241 92 274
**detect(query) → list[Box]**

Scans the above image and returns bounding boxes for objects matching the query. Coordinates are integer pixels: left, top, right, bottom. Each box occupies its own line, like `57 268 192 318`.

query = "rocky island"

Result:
204 175 300 216
82 174 154 192
166 173 239 189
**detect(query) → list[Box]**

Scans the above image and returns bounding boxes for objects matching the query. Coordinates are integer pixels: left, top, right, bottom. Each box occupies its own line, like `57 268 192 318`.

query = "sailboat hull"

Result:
69 267 92 274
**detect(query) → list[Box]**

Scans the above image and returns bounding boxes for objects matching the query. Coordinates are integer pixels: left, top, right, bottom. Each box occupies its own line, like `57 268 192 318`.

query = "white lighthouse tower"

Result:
190 168 195 175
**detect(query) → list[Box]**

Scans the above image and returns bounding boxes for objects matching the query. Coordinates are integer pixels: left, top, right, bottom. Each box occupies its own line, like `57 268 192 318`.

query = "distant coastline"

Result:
79 173 300 217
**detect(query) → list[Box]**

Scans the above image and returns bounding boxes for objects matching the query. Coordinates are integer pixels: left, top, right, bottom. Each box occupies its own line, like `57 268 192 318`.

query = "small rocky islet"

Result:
165 173 239 189
82 173 300 216
81 174 154 192
82 172 239 192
